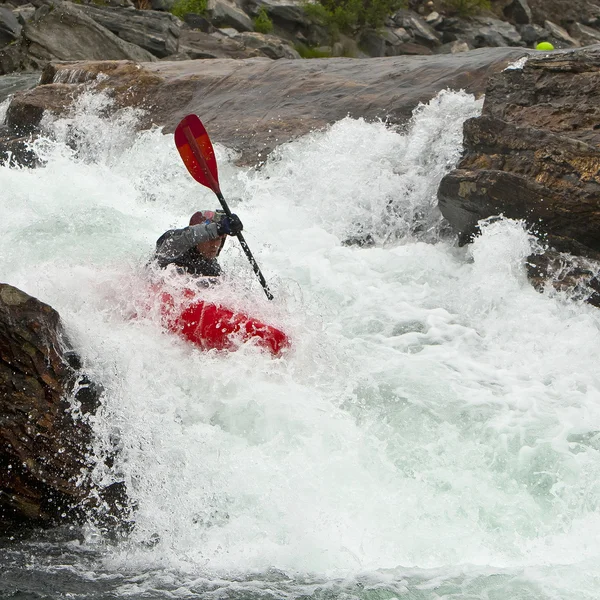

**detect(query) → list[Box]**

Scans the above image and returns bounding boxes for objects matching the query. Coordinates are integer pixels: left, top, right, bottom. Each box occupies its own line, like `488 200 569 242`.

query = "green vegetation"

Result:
171 0 207 18
303 0 405 35
295 43 332 58
254 6 274 34
440 0 490 17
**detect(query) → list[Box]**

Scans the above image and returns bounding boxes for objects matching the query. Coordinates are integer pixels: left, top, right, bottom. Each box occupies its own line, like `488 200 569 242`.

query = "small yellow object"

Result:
536 41 554 50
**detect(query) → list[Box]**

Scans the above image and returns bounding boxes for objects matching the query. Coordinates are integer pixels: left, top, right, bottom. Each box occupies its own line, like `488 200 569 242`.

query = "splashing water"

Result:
1 88 600 599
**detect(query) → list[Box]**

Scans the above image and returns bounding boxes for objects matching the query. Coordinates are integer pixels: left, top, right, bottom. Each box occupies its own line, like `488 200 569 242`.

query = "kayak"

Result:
157 287 290 357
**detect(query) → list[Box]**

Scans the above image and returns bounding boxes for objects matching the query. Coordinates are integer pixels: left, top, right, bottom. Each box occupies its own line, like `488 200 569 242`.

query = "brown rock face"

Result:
0 283 106 533
3 47 527 165
438 46 600 256
438 45 600 303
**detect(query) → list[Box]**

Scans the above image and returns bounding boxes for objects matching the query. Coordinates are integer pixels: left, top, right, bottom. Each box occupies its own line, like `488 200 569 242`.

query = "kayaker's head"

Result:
190 210 227 259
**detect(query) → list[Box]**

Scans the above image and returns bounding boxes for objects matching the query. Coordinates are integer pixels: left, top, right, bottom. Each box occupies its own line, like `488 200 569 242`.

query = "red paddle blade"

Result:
174 114 220 193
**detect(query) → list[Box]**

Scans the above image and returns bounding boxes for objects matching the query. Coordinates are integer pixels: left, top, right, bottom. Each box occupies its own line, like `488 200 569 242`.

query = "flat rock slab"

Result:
7 47 528 164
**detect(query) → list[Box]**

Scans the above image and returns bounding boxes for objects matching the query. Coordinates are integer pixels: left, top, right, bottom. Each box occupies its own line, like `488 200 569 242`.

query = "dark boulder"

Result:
438 45 600 303
0 283 120 534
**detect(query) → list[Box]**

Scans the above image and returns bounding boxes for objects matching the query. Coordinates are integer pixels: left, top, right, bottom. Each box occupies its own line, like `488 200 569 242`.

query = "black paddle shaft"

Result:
216 191 274 301
182 125 274 301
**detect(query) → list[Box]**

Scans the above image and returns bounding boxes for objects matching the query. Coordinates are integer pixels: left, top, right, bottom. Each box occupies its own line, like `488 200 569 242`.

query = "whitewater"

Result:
1 87 600 599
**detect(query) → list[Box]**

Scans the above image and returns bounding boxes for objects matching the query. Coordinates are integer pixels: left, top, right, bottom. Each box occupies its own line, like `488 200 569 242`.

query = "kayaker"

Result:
152 210 243 277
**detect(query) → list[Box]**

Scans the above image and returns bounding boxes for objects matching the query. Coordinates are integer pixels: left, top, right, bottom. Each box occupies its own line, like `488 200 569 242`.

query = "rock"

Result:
527 250 600 307
435 40 470 54
247 0 310 27
360 29 385 57
77 5 181 58
0 6 22 47
392 27 411 43
544 19 580 48
0 283 112 532
205 0 253 32
247 0 329 47
472 17 524 47
528 0 600 31
503 0 532 25
424 11 442 27
518 23 548 44
182 13 214 32
150 0 175 10
177 29 261 58
12 4 36 25
438 45 600 266
395 41 433 55
18 2 156 71
569 22 600 46
3 47 528 165
234 31 300 58
392 9 441 47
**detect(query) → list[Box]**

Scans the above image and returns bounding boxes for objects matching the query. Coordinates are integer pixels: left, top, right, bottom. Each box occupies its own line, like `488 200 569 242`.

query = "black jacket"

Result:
152 223 223 277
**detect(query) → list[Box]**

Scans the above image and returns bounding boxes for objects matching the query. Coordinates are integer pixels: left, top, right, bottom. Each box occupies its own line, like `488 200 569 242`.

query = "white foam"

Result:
1 89 599 596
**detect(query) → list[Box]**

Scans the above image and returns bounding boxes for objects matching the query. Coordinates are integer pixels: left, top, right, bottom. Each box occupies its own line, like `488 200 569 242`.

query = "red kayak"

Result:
157 288 290 357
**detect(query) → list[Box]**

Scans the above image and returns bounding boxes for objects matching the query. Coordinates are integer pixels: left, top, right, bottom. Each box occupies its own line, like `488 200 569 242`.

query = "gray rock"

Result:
393 27 411 43
503 0 532 25
569 22 600 45
12 4 36 25
424 11 442 27
0 6 22 47
5 47 530 166
235 30 300 58
392 9 441 46
435 40 470 54
151 0 176 11
22 2 156 65
360 29 386 57
177 28 261 57
518 23 548 44
247 0 310 27
206 0 253 32
544 19 580 47
472 17 523 47
78 5 181 58
183 12 214 31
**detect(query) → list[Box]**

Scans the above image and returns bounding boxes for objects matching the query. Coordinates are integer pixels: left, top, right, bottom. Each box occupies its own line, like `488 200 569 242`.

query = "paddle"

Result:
174 114 274 301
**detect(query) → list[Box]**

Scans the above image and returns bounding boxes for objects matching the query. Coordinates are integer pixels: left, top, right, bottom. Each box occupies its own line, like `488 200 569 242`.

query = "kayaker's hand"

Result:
217 213 243 236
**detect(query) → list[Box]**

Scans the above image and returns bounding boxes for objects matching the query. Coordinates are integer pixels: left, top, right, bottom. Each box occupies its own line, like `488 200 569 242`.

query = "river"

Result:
1 86 599 599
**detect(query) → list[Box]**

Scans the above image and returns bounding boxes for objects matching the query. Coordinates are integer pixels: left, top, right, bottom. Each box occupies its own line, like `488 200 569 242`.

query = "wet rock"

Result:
438 45 600 300
77 4 181 58
0 283 110 533
3 47 527 165
527 251 600 307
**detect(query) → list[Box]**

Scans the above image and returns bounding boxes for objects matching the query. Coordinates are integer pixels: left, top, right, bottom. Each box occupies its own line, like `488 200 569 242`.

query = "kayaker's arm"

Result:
154 223 220 264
